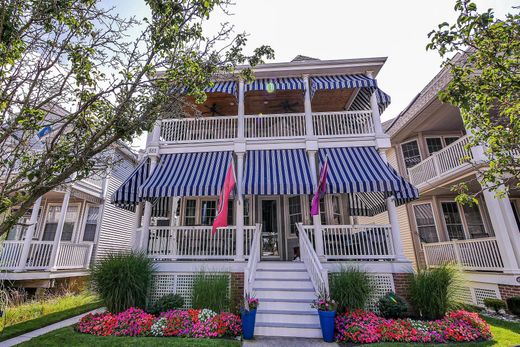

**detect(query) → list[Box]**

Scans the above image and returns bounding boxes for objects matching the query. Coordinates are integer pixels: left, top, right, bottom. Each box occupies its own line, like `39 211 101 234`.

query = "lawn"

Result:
17 325 241 347
0 292 101 342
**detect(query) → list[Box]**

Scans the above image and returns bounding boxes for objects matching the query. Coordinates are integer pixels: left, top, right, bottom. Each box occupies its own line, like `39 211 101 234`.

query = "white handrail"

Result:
244 224 262 293
297 223 329 295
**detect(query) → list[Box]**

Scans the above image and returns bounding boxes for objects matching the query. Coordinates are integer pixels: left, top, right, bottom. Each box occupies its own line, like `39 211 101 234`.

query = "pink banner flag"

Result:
310 158 328 216
212 162 236 234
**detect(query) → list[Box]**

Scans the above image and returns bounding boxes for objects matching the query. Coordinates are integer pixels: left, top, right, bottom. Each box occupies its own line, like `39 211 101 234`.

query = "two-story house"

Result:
0 106 139 290
384 63 520 306
112 55 419 338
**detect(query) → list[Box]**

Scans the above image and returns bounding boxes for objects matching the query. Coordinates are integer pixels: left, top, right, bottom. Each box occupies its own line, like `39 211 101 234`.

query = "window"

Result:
462 204 488 238
309 196 326 224
413 204 438 243
401 140 421 168
184 199 196 226
288 196 302 235
444 137 459 146
227 200 234 225
441 202 465 240
200 200 217 226
331 195 342 225
426 138 443 155
244 199 251 225
42 205 78 241
83 206 100 242
7 209 35 241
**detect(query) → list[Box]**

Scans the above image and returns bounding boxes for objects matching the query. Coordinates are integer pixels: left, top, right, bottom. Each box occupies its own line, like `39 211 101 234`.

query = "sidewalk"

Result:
243 337 339 347
2 308 103 347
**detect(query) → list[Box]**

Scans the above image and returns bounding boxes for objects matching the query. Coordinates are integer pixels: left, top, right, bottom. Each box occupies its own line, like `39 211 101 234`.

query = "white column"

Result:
238 79 245 139
379 150 407 261
49 188 72 270
303 74 314 137
15 196 43 272
235 152 245 261
366 71 383 136
307 150 325 259
140 156 158 251
131 203 143 250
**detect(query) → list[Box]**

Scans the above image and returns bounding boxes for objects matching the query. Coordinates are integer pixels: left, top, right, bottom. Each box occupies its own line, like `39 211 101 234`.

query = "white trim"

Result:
438 199 489 241
258 196 283 260
410 201 441 245
400 138 423 169
80 203 101 243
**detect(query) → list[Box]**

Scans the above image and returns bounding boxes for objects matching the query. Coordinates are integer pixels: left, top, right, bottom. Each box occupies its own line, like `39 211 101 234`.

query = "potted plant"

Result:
241 292 259 340
312 292 337 343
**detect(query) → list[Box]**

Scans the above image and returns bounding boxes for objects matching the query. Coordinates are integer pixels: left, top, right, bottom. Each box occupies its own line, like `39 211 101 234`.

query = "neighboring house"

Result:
384 64 520 306
112 55 419 338
0 114 138 289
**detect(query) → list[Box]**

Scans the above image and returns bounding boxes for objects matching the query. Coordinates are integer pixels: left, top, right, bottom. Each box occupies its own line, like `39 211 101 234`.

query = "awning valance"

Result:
139 151 232 198
310 74 377 97
243 149 314 195
348 88 391 114
111 159 150 210
245 77 305 93
204 80 237 96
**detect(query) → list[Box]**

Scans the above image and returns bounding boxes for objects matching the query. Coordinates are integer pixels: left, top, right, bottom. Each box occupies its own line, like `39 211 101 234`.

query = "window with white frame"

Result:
7 209 36 241
426 136 460 156
244 198 251 225
412 203 439 243
331 195 342 225
462 204 488 238
440 201 488 240
42 205 79 241
444 137 459 146
200 200 217 226
184 199 196 226
83 205 100 242
441 202 466 240
288 196 303 235
401 140 422 168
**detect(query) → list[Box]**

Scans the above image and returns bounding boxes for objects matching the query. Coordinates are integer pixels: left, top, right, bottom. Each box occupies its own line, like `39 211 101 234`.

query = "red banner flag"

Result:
212 162 236 234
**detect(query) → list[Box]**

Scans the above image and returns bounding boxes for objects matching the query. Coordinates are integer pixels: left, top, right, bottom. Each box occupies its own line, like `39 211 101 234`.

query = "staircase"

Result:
253 261 322 338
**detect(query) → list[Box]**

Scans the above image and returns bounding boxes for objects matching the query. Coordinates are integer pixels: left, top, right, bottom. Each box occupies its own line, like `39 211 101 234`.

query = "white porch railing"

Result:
0 241 24 270
297 223 329 295
244 224 262 293
312 111 374 136
56 243 94 269
245 113 306 138
161 116 238 143
26 241 54 269
408 136 472 186
423 237 504 271
147 225 257 260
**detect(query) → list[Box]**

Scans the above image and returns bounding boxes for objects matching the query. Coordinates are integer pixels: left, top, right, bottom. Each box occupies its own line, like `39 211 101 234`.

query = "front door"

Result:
260 198 281 259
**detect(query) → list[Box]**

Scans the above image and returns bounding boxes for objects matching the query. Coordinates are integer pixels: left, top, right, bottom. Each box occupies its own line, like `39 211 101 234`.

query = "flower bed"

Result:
76 307 241 338
335 310 492 344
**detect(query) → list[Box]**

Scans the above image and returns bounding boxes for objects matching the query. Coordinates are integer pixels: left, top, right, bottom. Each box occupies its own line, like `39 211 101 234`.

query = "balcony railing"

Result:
423 237 504 271
0 241 94 271
408 136 472 186
159 111 375 143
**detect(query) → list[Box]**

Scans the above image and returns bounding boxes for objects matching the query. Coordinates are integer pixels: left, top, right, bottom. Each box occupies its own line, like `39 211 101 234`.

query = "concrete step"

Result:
255 288 315 300
255 322 322 338
256 310 319 325
254 279 314 289
260 298 314 311
256 269 309 280
257 261 305 271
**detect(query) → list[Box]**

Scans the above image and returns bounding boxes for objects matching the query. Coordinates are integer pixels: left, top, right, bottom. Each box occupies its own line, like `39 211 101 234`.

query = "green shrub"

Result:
192 273 230 312
506 296 520 316
483 298 506 313
409 265 460 320
149 293 184 314
330 267 373 312
378 291 408 318
90 251 154 313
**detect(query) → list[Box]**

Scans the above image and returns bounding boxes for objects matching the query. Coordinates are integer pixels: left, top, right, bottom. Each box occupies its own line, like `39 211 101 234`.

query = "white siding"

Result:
94 151 136 260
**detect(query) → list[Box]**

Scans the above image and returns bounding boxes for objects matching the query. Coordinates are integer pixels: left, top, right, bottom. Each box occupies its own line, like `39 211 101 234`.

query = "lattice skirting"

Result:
455 283 501 307
149 273 231 308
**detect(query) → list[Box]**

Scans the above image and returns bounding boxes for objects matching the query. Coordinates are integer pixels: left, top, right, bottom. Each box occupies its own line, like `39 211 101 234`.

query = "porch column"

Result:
303 74 314 137
379 150 407 261
48 188 72 271
307 149 325 259
235 151 245 261
366 71 384 136
15 196 43 272
481 185 520 272
237 79 245 139
131 203 143 250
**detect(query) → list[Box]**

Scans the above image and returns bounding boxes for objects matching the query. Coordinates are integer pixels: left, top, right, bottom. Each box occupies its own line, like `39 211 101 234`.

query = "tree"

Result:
427 0 519 204
0 0 274 237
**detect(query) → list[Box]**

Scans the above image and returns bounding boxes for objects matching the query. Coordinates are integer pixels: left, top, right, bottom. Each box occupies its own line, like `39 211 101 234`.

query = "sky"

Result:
102 0 516 150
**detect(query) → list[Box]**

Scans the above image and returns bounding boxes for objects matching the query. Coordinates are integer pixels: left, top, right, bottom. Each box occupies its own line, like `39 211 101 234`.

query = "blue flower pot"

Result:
241 309 257 340
318 310 336 342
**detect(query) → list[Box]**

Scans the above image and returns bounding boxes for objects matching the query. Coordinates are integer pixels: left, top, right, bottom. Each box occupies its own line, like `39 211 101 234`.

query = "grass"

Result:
0 292 101 342
16 326 241 346
365 316 520 347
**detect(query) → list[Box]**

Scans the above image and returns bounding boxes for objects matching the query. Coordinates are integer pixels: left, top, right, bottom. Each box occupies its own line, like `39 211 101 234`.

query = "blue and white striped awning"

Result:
111 159 150 209
245 77 305 93
319 146 418 197
204 80 237 96
139 151 232 198
310 75 377 97
348 88 392 114
243 149 314 195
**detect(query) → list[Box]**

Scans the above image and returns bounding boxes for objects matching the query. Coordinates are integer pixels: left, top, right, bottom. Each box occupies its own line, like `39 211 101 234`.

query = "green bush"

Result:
409 265 460 320
483 298 506 313
330 267 373 312
378 291 408 318
90 251 155 313
192 273 230 312
149 293 184 314
506 296 520 316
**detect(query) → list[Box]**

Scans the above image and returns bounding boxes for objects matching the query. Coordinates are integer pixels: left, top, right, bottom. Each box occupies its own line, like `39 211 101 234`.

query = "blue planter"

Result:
241 309 257 340
318 310 336 342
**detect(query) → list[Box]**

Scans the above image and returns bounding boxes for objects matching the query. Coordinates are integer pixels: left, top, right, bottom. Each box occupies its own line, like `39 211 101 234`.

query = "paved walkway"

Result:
243 337 339 347
2 308 103 347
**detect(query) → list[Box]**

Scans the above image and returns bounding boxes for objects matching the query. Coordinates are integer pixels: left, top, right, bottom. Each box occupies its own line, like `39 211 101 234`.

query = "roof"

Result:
291 55 320 62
